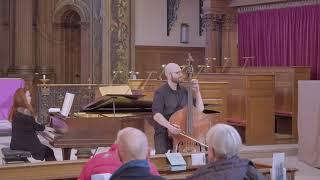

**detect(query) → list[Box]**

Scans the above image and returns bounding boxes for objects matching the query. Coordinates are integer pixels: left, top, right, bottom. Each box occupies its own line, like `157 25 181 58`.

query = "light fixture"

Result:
180 23 189 44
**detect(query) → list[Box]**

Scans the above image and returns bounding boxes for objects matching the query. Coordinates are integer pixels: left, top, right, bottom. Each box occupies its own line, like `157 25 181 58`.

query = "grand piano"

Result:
40 93 153 160
39 83 221 160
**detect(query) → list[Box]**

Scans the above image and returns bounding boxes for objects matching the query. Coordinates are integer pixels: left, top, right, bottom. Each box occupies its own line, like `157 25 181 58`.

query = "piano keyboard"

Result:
45 130 56 139
39 131 59 141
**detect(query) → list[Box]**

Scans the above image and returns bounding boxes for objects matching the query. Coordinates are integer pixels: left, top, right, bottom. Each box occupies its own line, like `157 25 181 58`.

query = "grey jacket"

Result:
186 156 265 180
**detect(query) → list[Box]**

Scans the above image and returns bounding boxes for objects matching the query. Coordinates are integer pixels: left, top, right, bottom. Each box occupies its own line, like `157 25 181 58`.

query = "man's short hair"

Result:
117 127 148 161
206 123 242 158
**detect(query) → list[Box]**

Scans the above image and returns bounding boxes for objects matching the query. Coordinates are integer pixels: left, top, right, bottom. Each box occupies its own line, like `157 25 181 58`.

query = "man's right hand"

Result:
168 124 182 135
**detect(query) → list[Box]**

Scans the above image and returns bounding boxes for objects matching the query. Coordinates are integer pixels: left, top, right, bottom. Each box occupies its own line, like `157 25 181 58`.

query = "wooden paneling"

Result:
0 160 87 180
135 46 205 79
197 73 275 145
214 66 311 142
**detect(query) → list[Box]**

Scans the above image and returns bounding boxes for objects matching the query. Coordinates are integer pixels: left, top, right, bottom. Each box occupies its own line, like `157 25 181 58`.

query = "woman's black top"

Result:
10 111 47 160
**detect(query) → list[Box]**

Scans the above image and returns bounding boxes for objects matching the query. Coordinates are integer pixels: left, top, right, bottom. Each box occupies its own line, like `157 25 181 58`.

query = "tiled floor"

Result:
1 135 320 180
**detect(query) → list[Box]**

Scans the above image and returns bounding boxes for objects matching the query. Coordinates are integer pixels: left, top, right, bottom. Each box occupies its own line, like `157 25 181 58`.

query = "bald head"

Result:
116 127 149 163
164 63 183 84
165 63 181 78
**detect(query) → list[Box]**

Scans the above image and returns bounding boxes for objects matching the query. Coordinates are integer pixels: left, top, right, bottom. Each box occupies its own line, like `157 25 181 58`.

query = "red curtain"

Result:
238 5 320 79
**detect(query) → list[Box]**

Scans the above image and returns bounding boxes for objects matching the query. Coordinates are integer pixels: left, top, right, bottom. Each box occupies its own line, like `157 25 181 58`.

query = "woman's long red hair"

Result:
8 88 34 121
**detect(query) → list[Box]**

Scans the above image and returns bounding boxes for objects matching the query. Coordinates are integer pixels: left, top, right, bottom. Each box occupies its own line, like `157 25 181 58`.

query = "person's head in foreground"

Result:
110 127 164 180
206 123 242 161
78 129 159 180
116 127 149 163
186 124 265 180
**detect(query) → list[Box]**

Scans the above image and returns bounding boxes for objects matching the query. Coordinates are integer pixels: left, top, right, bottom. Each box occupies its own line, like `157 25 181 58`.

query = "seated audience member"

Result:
9 88 56 161
186 124 265 180
110 127 165 180
78 131 160 180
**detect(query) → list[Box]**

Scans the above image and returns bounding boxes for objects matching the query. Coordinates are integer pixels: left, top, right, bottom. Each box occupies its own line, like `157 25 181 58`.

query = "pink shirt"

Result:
78 144 160 180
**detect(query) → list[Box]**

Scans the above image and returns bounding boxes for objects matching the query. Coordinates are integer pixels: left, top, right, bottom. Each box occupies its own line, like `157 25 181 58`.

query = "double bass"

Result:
169 54 215 153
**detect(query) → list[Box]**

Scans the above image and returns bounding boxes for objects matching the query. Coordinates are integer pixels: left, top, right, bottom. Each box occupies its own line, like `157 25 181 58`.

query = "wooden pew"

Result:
214 66 311 143
197 73 275 145
0 155 297 180
0 160 87 180
151 153 297 180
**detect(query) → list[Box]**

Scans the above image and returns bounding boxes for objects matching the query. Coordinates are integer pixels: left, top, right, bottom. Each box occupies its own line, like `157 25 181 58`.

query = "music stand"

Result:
241 56 255 73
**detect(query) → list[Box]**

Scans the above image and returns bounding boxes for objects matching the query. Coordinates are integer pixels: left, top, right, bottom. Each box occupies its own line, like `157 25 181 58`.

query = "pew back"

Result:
197 73 275 145
0 155 297 180
214 66 311 142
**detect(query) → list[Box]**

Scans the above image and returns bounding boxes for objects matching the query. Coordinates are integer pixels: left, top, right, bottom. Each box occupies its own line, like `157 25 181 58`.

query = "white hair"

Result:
117 127 148 161
206 124 242 158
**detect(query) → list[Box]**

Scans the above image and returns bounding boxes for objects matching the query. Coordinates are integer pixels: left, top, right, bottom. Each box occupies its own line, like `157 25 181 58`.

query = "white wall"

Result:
135 0 205 47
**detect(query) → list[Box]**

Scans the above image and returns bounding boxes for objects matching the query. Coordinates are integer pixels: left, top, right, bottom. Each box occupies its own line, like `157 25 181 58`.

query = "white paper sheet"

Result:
191 153 206 166
271 152 286 180
60 92 75 117
91 173 112 180
165 152 186 166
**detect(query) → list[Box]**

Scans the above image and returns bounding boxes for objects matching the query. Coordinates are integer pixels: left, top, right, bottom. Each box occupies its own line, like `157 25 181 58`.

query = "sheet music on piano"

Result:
60 92 75 117
47 92 75 117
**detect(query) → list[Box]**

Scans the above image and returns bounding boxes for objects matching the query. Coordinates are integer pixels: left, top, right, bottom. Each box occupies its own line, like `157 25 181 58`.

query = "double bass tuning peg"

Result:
186 53 194 64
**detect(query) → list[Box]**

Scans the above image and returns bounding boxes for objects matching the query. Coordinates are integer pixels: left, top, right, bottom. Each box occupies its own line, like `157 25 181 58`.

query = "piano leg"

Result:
62 148 71 160
75 148 93 159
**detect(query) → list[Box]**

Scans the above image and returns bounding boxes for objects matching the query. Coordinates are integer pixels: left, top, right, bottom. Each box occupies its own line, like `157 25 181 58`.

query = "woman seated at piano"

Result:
8 88 56 161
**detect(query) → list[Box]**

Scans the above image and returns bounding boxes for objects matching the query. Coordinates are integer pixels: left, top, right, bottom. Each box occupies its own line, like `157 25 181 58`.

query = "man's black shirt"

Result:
152 82 188 133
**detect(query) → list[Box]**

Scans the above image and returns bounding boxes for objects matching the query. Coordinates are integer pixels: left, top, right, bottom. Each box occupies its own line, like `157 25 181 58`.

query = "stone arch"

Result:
53 0 90 24
52 0 91 84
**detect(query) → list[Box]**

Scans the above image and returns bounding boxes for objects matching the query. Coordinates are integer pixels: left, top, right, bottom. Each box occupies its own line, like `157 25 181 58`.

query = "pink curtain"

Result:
238 5 320 79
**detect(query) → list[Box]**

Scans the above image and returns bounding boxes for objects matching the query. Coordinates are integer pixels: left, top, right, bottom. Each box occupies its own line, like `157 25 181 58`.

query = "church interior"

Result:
0 0 320 179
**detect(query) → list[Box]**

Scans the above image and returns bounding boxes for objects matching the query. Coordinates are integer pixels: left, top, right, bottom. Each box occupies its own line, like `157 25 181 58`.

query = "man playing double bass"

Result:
152 63 204 154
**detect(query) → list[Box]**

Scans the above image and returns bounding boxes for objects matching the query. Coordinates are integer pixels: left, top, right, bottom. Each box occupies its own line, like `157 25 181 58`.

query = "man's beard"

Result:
172 77 182 84
170 73 183 84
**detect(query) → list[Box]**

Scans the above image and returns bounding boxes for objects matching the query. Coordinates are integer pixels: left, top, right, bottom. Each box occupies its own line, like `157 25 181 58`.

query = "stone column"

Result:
202 0 237 69
36 0 55 82
222 12 238 67
0 0 10 75
8 0 34 80
102 0 111 84
202 12 219 67
110 0 131 84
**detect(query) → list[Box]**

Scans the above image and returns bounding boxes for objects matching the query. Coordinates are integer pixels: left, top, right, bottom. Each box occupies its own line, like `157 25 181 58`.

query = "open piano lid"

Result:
81 94 152 112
